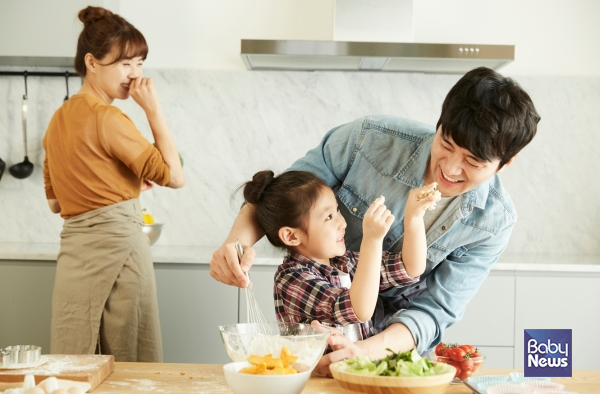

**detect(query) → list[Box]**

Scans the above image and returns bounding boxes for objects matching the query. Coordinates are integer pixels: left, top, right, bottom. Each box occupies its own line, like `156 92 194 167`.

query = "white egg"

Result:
23 388 45 394
66 387 85 394
50 390 68 394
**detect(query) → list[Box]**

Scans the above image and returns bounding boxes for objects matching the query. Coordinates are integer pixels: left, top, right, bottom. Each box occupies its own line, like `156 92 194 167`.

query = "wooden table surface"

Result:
88 363 600 394
2 363 598 393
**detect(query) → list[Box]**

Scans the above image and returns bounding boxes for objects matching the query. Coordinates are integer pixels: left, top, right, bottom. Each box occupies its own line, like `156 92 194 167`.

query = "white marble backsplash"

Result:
0 68 599 255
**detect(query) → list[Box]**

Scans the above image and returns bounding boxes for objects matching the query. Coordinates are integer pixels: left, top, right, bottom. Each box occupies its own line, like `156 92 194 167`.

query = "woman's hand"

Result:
129 77 161 114
141 179 155 191
406 182 441 220
311 321 363 376
362 196 394 242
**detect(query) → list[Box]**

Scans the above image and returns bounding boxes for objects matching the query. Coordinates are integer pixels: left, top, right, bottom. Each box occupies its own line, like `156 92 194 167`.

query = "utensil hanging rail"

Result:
0 71 78 77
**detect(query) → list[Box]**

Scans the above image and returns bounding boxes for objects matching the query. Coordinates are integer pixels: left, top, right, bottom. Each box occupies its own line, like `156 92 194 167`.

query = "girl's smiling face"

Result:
293 187 347 264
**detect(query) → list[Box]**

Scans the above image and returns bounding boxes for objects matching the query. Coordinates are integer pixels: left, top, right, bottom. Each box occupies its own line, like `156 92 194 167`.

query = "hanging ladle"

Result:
9 71 34 179
64 71 69 102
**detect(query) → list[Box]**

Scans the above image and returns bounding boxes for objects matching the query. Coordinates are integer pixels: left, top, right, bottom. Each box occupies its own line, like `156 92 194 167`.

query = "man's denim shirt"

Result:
288 115 516 353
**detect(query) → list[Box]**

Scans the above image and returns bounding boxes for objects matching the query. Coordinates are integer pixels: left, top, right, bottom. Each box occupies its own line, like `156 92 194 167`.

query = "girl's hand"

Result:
129 77 161 114
406 182 441 219
362 196 394 241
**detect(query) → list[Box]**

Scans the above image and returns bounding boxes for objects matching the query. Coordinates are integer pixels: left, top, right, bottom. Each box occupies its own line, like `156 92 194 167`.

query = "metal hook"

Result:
64 71 69 102
23 70 28 100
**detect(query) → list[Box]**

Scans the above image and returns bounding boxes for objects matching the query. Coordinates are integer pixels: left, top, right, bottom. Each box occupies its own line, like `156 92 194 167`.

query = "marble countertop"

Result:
1 242 600 273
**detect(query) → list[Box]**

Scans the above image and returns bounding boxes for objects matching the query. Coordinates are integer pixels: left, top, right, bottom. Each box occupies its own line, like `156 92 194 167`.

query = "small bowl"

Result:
330 360 456 394
219 322 330 371
142 223 163 245
223 360 312 394
428 351 485 382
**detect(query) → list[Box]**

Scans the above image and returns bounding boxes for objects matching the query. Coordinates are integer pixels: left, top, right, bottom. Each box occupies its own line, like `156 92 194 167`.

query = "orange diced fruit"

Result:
248 355 268 365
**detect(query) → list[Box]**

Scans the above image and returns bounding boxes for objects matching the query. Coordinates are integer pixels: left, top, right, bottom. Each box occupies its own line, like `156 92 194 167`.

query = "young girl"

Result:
241 170 440 339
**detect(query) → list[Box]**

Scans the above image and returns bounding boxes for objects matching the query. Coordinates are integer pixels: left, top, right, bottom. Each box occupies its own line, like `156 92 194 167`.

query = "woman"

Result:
42 6 184 362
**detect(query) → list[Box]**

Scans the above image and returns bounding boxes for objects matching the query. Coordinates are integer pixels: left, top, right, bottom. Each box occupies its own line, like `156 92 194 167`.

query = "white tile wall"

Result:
0 68 598 254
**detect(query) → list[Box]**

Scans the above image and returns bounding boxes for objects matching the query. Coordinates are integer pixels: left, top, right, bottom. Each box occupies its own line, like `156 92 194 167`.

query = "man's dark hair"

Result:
436 67 541 169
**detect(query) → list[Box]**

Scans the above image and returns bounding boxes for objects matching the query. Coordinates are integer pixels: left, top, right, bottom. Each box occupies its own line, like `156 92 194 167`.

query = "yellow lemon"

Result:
142 210 155 224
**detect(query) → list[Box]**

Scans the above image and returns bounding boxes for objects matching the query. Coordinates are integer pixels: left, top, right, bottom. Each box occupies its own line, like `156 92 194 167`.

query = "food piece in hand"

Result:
416 183 442 210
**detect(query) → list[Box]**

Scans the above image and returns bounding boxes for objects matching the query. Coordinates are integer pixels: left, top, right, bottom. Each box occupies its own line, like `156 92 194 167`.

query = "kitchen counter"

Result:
2 363 596 394
2 242 600 272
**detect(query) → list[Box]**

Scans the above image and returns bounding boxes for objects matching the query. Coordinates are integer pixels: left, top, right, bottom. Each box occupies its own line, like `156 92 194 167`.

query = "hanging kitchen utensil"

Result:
63 71 69 102
9 71 34 179
0 156 5 181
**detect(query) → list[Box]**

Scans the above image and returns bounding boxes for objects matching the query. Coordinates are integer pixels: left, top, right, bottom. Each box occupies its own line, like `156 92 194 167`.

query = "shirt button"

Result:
352 207 357 212
386 238 391 242
442 226 447 231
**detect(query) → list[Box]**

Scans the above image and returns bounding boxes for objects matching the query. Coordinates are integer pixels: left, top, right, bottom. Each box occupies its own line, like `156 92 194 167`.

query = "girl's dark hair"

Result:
437 67 541 169
241 170 328 248
75 6 148 76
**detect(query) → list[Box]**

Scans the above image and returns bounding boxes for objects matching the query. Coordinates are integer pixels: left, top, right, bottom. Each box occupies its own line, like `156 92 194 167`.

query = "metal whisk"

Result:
236 241 272 336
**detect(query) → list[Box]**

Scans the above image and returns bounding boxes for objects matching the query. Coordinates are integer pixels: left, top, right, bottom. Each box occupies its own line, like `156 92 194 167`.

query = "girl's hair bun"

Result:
243 170 275 205
78 6 113 25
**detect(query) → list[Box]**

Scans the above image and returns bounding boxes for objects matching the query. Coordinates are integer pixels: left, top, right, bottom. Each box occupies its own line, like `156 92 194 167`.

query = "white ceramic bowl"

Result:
223 361 312 394
142 223 163 245
218 322 330 370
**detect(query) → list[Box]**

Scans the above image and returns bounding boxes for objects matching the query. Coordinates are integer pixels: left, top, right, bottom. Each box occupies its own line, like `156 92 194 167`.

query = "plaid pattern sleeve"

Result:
274 257 363 326
379 251 421 290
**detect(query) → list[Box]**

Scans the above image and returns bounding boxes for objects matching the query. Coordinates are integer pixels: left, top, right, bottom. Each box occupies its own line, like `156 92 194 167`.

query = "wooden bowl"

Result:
330 360 456 394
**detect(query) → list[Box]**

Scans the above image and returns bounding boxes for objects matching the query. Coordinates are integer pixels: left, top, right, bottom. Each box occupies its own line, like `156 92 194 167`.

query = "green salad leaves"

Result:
337 348 451 377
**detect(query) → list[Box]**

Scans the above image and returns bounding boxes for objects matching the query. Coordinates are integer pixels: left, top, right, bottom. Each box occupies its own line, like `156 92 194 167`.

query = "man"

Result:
210 67 540 373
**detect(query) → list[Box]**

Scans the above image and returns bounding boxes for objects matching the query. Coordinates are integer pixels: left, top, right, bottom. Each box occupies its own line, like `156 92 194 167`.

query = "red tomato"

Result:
451 363 462 378
471 352 481 358
458 369 472 381
459 344 474 354
460 358 474 372
435 343 447 356
449 347 466 362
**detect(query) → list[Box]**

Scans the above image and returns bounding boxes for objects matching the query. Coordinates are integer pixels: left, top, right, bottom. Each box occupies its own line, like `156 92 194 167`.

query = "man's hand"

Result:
311 321 363 376
209 242 255 288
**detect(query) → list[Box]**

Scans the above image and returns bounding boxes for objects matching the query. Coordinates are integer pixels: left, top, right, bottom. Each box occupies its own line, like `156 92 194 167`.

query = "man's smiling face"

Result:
425 126 509 198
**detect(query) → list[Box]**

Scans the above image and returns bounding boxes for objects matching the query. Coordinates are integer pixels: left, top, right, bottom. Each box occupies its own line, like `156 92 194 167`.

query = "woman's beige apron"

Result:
50 199 163 362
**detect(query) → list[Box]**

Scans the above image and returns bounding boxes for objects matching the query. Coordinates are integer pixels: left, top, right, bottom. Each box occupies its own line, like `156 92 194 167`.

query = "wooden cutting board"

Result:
0 354 114 391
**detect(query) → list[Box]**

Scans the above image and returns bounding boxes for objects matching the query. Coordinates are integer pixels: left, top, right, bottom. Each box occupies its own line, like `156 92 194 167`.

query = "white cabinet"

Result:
154 263 238 364
443 273 515 347
0 0 103 66
0 261 55 352
441 273 516 368
513 274 600 370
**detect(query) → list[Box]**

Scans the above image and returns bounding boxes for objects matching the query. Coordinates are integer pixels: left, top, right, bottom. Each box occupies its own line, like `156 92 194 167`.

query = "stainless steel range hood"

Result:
240 39 514 74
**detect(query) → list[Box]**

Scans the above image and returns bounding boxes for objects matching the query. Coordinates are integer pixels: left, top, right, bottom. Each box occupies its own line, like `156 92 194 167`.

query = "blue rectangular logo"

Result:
524 329 572 377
